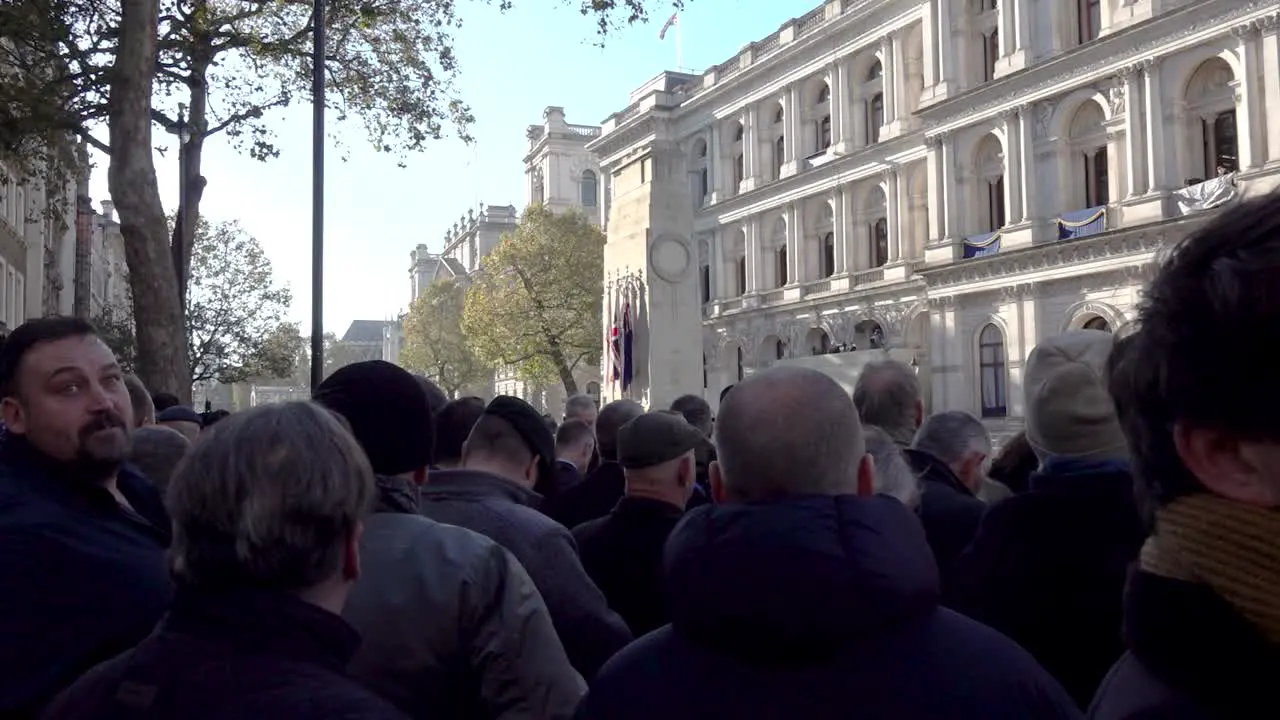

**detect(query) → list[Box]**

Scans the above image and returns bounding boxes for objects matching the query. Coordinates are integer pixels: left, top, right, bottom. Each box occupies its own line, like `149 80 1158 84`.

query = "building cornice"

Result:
916 216 1206 293
920 1 1276 135
587 115 658 168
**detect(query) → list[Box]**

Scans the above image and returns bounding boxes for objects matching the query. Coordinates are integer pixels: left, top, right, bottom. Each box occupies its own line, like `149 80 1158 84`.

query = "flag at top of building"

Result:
658 11 678 40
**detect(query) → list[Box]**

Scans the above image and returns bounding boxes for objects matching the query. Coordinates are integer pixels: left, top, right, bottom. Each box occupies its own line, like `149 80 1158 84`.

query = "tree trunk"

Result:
549 343 578 397
108 0 193 402
177 0 213 302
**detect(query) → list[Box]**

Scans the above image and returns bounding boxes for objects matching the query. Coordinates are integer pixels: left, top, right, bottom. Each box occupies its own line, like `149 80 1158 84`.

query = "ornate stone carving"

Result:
1034 102 1055 139
916 226 1177 290
1108 83 1126 115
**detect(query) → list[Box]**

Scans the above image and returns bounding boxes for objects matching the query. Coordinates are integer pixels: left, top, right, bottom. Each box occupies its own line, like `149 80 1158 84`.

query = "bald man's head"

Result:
713 366 867 502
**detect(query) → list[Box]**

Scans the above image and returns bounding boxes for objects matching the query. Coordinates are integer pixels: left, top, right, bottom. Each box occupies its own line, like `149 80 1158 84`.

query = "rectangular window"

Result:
700 265 711 304
736 257 748 295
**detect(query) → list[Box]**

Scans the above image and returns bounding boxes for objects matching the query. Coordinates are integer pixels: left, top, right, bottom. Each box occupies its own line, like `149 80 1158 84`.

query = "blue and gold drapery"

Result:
1058 206 1106 240
963 231 1001 259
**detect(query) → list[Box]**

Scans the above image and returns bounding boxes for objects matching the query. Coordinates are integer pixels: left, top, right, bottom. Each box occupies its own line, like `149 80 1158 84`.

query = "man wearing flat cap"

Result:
421 395 632 681
572 411 703 636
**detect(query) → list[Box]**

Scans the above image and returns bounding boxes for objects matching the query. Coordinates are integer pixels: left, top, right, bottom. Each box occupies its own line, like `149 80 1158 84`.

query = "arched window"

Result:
819 115 832 150
699 264 711 304
774 135 785 179
871 218 889 267
775 246 788 287
1207 111 1238 176
775 338 785 360
580 170 598 206
1078 0 1102 44
736 256 747 295
868 94 884 144
774 107 785 124
734 154 745 186
866 61 882 81
1086 147 1108 207
821 232 835 278
734 125 745 141
978 324 1007 418
817 84 831 104
1083 316 1111 332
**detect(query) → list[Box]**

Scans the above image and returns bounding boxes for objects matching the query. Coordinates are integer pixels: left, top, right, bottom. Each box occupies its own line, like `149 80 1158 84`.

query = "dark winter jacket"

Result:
905 448 986 581
1089 569 1280 719
344 476 585 719
0 436 173 718
573 496 685 636
421 469 632 680
545 461 625 531
576 495 1082 720
950 459 1145 709
41 586 407 720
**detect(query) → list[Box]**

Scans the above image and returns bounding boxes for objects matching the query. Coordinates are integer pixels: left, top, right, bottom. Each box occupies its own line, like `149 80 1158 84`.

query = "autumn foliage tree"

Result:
400 278 489 397
463 206 603 396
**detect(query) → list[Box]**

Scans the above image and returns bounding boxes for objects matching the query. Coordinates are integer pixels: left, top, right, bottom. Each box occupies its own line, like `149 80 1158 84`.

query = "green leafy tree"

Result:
92 301 138 373
0 0 687 402
186 218 295 384
463 205 602 395
401 278 489 397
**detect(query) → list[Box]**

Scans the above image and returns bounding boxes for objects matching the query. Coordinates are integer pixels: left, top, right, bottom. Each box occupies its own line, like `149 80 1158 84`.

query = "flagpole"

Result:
675 12 683 71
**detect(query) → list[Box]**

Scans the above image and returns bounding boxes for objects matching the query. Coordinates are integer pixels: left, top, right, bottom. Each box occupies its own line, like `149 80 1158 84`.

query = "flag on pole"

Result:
658 11 678 40
609 287 622 384
621 285 635 391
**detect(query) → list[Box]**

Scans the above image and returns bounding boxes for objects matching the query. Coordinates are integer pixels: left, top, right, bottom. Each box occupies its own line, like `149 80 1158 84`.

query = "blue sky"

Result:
89 0 819 336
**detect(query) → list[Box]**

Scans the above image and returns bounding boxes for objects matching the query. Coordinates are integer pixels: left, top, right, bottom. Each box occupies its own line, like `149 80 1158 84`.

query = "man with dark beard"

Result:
0 317 172 718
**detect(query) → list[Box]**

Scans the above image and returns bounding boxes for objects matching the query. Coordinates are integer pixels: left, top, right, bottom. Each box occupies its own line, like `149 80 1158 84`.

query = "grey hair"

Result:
912 410 992 465
166 401 376 592
596 399 644 460
564 394 597 420
124 374 155 427
129 425 191 494
853 360 921 446
716 366 862 501
863 425 922 509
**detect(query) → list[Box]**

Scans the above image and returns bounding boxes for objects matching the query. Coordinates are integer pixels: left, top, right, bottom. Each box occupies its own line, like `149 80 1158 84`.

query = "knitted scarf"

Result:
1140 493 1280 643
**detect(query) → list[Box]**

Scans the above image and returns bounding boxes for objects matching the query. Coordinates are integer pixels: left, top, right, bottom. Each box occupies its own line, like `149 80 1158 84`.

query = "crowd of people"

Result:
0 193 1278 718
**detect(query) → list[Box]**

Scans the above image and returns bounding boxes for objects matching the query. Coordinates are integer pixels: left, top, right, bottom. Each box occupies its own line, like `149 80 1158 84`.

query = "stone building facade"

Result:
587 0 1280 432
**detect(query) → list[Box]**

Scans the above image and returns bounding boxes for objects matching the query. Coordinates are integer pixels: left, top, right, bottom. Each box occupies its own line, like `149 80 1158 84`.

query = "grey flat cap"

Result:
618 411 707 470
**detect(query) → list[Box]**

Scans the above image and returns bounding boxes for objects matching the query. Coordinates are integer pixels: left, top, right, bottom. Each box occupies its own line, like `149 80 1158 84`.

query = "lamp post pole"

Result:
310 0 326 391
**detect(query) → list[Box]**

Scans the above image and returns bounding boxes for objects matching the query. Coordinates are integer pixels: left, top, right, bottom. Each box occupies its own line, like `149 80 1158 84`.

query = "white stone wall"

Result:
587 0 1280 417
525 107 603 223
90 200 129 317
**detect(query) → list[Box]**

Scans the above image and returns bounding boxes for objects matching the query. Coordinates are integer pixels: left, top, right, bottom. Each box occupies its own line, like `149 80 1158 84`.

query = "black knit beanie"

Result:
313 360 436 475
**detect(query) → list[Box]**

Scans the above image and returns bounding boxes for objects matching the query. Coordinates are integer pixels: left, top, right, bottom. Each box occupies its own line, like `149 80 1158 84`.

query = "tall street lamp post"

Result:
310 0 326 391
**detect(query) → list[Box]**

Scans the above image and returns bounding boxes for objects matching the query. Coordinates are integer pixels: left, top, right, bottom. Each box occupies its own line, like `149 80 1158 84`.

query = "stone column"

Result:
743 105 761 188
925 136 944 242
935 0 955 97
1017 105 1037 222
1121 66 1146 196
746 216 763 293
921 2 938 89
1002 111 1023 225
880 35 898 126
830 60 849 152
708 122 723 201
1233 24 1260 171
852 211 869 270
1261 21 1280 163
710 229 726 299
1142 58 1170 191
940 132 956 240
1012 0 1031 66
833 185 849 274
788 202 804 283
851 96 868 149
789 85 804 170
886 171 902 262
996 0 1011 57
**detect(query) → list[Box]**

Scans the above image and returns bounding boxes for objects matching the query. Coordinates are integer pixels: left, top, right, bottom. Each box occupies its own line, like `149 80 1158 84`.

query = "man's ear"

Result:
343 522 364 582
914 399 925 431
1 396 26 435
412 466 428 487
856 453 876 497
1175 423 1280 507
710 460 727 503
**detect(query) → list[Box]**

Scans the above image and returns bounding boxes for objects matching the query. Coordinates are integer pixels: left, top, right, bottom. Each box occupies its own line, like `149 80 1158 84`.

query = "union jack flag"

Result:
658 11 678 41
609 288 623 383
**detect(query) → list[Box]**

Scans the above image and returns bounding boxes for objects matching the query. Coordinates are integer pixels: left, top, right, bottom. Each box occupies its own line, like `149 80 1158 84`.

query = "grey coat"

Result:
344 477 584 720
420 469 633 681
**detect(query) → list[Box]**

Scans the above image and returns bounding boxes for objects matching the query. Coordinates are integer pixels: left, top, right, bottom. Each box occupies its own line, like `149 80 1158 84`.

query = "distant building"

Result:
89 201 129 317
249 385 309 407
342 320 393 364
525 106 604 224
0 149 77 332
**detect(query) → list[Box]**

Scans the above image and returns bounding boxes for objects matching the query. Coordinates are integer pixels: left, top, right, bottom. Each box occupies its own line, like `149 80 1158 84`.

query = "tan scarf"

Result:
1140 493 1280 644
